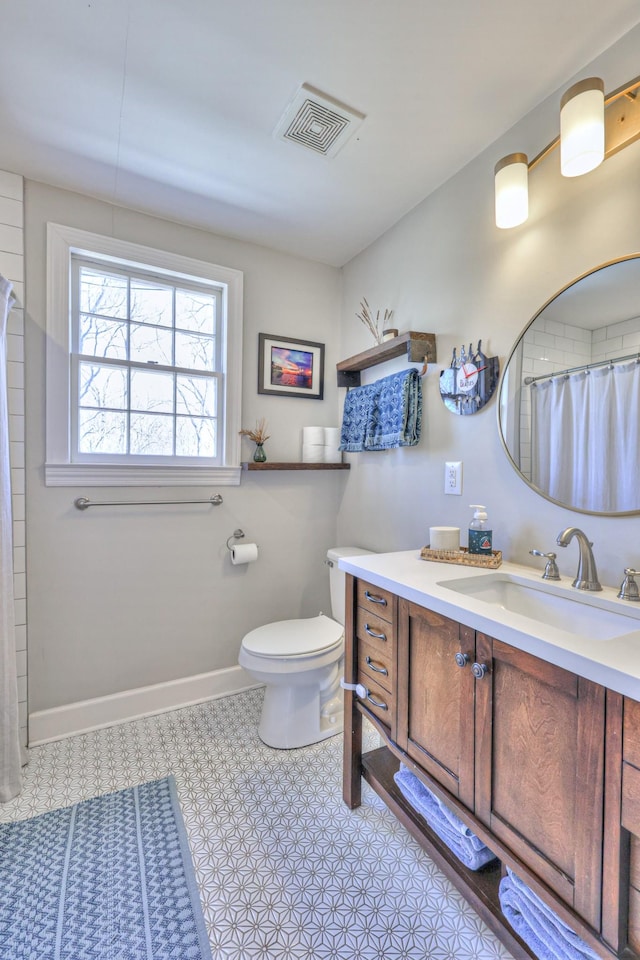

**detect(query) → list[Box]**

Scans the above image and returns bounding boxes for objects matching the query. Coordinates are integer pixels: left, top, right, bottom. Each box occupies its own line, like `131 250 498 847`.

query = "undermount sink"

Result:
437 572 640 641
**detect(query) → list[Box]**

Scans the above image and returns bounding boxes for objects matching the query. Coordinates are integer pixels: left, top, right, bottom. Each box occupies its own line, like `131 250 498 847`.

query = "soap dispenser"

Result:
468 505 492 555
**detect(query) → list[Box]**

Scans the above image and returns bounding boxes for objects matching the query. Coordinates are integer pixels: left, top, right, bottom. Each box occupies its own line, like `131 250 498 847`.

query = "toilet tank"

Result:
326 547 373 625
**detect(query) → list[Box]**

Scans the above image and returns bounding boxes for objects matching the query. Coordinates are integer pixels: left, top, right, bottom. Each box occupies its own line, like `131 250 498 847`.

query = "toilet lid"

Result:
242 614 343 658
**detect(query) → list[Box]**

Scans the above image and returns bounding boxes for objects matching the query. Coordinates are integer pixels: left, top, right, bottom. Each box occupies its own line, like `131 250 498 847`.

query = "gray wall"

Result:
337 25 640 592
22 21 640 715
25 182 344 712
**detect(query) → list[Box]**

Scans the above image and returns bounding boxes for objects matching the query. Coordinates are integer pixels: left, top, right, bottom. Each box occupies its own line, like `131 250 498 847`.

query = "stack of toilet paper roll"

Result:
302 426 343 464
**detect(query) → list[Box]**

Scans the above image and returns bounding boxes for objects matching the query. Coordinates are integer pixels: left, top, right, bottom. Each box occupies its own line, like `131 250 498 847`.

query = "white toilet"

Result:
238 546 372 749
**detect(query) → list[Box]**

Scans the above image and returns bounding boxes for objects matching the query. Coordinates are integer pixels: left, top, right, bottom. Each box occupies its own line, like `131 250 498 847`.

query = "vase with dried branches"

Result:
356 298 394 346
239 418 271 462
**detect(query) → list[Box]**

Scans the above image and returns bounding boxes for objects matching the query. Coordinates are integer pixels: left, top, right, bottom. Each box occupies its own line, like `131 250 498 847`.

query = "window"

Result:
46 224 243 486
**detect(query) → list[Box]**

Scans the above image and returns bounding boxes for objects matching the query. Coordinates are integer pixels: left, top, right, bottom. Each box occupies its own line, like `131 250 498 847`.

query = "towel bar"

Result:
74 494 223 510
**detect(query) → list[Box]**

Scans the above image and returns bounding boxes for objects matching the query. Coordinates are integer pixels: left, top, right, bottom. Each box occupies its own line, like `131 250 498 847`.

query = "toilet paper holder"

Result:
226 529 245 551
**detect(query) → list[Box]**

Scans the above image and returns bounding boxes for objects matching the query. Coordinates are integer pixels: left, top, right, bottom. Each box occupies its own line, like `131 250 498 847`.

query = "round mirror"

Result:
498 255 640 516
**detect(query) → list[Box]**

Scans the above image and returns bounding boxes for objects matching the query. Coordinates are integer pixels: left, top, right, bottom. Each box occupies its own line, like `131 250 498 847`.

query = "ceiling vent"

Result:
274 83 365 158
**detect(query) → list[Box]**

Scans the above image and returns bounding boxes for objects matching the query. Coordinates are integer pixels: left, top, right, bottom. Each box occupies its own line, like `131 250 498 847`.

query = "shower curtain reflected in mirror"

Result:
531 360 640 514
0 275 21 802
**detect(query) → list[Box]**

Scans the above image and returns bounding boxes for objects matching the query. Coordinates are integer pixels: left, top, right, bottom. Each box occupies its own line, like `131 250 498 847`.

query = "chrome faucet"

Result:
556 527 602 591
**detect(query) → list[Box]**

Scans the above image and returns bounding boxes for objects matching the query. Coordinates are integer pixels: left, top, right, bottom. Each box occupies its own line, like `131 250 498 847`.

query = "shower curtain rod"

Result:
74 494 223 510
524 350 640 385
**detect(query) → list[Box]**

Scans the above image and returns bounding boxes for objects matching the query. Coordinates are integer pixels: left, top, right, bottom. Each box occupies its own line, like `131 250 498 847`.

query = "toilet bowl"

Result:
238 546 372 749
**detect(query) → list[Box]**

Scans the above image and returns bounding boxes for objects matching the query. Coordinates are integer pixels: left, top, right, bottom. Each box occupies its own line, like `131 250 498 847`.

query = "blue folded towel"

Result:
499 868 600 960
339 369 422 452
365 368 422 451
338 381 378 452
393 766 497 871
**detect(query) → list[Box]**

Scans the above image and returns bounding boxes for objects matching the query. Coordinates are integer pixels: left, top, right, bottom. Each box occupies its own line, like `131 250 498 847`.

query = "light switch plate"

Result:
445 461 462 495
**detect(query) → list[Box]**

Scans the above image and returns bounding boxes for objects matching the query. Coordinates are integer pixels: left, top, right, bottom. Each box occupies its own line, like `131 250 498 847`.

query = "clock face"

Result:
440 354 500 415
457 362 479 392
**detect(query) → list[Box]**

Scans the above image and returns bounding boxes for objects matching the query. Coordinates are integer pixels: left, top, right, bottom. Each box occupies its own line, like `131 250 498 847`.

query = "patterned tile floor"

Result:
1 689 514 960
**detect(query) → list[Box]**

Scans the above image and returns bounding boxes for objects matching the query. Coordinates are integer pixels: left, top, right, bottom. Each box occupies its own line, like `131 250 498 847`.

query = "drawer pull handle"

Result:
472 662 488 680
364 590 387 606
365 655 388 676
365 691 388 711
364 623 387 641
455 652 470 668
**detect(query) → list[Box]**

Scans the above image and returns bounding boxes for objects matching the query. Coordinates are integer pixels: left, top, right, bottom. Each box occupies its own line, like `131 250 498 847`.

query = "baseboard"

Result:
28 665 262 746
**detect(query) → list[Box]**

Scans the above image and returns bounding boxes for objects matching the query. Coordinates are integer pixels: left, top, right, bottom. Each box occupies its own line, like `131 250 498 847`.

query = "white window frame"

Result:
45 223 243 486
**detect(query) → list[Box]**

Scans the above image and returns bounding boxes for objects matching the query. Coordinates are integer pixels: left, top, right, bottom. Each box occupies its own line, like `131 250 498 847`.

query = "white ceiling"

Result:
2 0 640 266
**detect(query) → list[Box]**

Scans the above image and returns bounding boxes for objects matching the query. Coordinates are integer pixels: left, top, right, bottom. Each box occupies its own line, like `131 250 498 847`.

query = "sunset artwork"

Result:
270 346 314 389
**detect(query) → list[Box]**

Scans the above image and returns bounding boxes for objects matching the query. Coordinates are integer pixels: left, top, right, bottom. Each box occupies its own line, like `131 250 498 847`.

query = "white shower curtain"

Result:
530 360 640 513
0 274 22 802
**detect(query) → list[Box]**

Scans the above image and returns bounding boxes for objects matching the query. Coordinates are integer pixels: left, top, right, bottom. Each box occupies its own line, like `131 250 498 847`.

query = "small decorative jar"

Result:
382 328 399 342
253 443 267 463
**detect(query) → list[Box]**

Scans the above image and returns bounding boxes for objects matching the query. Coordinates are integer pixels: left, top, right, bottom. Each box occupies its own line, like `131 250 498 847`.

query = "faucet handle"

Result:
529 549 561 581
618 568 640 601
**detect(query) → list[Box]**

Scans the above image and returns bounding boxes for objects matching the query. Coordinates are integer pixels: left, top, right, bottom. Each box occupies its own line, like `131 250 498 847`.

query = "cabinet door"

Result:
397 599 475 808
474 633 605 929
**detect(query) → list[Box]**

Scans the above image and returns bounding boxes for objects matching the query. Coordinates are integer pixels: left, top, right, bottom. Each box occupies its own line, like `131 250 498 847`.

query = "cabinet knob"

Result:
455 652 470 668
472 662 488 680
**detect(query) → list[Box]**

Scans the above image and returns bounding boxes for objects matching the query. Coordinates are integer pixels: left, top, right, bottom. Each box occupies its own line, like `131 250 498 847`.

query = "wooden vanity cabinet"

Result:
354 579 397 730
344 575 614 960
601 693 640 957
394 602 604 928
474 632 605 929
396 600 475 808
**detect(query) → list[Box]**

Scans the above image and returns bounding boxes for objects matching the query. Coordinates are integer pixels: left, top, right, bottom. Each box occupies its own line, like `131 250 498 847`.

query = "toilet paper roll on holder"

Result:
226 529 245 551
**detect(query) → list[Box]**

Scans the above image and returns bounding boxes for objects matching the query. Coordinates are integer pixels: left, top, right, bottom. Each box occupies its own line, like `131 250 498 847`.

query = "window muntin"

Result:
71 258 222 463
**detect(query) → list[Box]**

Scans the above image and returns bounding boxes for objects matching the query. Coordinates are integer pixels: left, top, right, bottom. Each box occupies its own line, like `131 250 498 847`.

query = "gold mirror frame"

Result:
497 254 640 517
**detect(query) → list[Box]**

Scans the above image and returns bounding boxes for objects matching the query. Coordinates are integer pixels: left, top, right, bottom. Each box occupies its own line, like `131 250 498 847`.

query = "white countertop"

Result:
339 550 640 700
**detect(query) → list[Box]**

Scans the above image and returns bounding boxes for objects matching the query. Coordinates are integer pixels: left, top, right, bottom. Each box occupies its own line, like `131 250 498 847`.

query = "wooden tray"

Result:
420 546 502 568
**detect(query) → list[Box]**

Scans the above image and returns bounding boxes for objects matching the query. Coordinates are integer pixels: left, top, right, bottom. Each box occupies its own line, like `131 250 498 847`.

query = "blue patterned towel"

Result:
0 776 212 959
394 766 496 871
499 868 600 960
338 381 378 452
339 369 422 452
365 368 422 450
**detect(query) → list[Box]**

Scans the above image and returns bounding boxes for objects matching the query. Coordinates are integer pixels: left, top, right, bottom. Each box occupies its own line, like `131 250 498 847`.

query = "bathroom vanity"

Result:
340 551 640 960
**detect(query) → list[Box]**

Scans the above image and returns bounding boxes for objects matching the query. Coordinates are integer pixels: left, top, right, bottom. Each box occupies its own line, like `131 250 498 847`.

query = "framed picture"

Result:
258 333 325 400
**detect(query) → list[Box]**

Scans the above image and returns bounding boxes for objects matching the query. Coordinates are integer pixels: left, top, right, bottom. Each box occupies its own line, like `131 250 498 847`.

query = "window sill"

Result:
45 462 242 487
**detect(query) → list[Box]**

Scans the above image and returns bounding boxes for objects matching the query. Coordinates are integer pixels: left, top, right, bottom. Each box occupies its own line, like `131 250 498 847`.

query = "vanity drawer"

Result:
357 672 393 727
358 639 392 693
356 606 394 652
356 580 394 623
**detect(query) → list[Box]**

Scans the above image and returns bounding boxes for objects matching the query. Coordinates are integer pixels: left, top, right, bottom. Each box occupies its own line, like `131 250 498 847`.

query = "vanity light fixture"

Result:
560 77 605 177
494 73 640 229
494 153 529 229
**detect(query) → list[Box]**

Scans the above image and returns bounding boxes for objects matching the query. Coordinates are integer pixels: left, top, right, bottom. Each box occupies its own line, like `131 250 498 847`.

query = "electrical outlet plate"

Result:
445 461 462 495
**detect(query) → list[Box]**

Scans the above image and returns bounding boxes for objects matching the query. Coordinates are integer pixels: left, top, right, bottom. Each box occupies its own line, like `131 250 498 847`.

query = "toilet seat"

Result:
242 614 343 660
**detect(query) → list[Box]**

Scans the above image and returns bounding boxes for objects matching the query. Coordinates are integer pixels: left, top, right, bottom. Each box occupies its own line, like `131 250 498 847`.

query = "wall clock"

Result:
439 341 500 415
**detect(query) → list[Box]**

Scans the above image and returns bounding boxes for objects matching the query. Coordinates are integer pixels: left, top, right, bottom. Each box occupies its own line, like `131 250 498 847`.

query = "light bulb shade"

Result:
494 153 529 229
560 77 605 177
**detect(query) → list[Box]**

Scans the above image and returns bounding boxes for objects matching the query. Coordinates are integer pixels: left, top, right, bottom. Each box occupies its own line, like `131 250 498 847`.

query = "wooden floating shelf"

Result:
337 330 437 387
242 462 350 471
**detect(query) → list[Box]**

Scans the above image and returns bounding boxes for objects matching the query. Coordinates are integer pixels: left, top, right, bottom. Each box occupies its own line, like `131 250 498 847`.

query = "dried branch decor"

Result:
356 298 394 345
239 418 271 444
